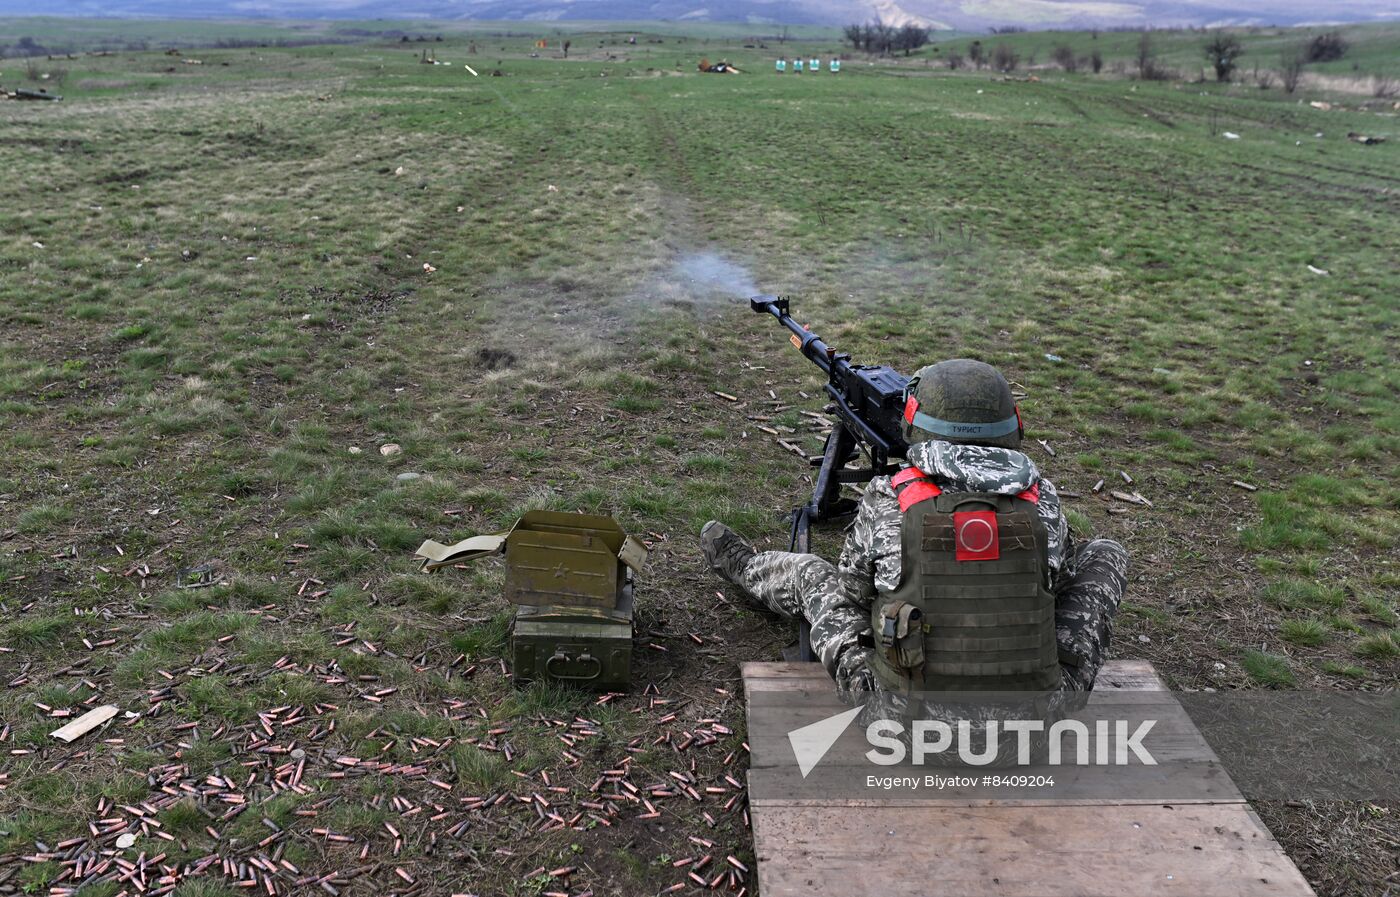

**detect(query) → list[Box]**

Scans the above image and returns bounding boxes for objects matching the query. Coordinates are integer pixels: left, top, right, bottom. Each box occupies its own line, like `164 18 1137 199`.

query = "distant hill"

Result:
8 0 1400 29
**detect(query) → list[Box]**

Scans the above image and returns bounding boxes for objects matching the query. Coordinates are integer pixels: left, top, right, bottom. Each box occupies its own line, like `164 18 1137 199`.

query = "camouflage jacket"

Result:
837 440 1073 602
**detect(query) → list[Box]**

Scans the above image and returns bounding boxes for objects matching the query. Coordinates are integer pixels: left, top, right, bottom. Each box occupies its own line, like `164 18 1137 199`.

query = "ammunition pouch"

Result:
878 600 927 675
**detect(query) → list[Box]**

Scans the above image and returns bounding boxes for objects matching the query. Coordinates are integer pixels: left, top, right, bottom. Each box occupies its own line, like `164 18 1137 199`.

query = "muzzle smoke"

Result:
670 250 759 302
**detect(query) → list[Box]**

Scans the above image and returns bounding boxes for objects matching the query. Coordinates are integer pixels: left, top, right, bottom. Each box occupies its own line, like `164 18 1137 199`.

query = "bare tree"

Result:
1280 49 1305 94
1204 32 1244 82
991 42 1017 72
846 19 918 56
946 51 964 70
1091 49 1103 73
1373 73 1398 98
895 23 931 56
1136 31 1157 80
1051 44 1077 72
968 40 985 70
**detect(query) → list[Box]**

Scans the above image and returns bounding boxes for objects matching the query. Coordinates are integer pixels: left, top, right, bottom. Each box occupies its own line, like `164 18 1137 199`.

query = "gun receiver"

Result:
750 295 910 477
751 295 911 661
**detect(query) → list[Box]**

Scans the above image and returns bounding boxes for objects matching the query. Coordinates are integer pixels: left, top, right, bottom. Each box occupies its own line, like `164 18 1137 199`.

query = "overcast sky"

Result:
6 0 1400 25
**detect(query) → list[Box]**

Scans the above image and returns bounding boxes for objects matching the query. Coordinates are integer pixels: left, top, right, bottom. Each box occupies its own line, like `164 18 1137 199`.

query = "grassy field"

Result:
1 20 1398 897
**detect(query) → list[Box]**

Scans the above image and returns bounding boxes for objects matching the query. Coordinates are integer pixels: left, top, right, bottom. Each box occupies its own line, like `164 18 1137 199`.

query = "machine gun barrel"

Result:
750 293 911 662
751 294 909 463
750 295 834 376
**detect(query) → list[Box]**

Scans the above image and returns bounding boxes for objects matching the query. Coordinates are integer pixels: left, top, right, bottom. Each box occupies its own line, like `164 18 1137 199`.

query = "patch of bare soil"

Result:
1256 800 1400 897
476 346 517 370
302 284 412 330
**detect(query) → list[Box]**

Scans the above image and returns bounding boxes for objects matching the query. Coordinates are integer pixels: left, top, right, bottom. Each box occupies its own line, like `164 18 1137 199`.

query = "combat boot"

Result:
700 521 756 586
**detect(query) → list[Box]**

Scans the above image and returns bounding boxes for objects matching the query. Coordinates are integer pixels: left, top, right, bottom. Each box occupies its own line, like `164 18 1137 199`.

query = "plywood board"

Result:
743 660 1315 897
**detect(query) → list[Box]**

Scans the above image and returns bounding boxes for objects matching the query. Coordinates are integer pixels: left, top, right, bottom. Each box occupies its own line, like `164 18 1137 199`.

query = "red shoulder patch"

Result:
893 468 942 512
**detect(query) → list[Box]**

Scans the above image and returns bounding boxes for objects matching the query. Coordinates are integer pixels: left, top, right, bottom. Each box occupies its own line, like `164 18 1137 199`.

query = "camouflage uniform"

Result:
737 440 1129 710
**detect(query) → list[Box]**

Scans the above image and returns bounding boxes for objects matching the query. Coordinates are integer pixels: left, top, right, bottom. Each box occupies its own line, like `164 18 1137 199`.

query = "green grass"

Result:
1321 661 1367 679
1279 619 1328 647
1358 595 1398 626
3 614 72 647
1240 650 1297 687
1353 632 1399 660
1261 578 1346 610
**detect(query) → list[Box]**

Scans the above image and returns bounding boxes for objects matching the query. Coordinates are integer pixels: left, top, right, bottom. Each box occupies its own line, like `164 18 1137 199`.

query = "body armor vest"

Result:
869 467 1061 693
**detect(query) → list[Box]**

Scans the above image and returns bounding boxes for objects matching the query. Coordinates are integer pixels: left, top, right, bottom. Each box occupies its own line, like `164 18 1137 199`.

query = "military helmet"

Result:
901 359 1022 449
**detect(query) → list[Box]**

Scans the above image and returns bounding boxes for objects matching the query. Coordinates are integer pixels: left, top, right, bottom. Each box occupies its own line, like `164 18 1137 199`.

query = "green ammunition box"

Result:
512 581 635 689
416 511 647 690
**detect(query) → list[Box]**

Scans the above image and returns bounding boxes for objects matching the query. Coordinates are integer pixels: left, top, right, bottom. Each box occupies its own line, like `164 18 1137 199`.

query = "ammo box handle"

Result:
546 651 602 681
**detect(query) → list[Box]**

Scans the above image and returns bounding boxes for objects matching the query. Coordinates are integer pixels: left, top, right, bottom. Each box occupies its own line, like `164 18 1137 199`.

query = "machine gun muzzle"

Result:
750 294 836 374
749 294 787 316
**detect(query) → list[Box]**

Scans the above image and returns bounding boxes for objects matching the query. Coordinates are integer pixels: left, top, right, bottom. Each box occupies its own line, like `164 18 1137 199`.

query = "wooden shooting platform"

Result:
742 660 1315 897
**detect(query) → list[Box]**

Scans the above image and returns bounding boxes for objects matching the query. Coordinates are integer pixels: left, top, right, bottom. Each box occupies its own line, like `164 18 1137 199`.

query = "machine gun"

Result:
750 296 910 660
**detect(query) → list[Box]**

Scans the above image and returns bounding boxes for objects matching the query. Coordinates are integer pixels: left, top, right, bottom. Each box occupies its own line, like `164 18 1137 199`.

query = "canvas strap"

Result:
414 534 507 571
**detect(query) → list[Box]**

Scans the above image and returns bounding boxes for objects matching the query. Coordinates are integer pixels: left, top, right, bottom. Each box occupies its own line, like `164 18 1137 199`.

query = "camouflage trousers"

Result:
740 539 1129 701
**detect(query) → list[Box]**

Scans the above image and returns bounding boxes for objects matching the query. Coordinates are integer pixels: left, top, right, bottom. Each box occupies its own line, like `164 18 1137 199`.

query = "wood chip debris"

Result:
50 704 120 743
1110 490 1153 508
1231 480 1258 492
777 439 807 459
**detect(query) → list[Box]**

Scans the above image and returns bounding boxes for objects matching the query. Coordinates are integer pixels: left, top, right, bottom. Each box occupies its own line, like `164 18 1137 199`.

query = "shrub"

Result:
1304 31 1347 63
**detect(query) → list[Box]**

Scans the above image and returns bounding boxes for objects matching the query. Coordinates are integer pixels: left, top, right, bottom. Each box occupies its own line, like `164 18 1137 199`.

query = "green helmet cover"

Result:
902 359 1022 449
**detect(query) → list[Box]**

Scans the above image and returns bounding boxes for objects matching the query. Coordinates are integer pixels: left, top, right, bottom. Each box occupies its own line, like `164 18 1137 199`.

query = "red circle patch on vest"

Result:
953 510 1000 561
